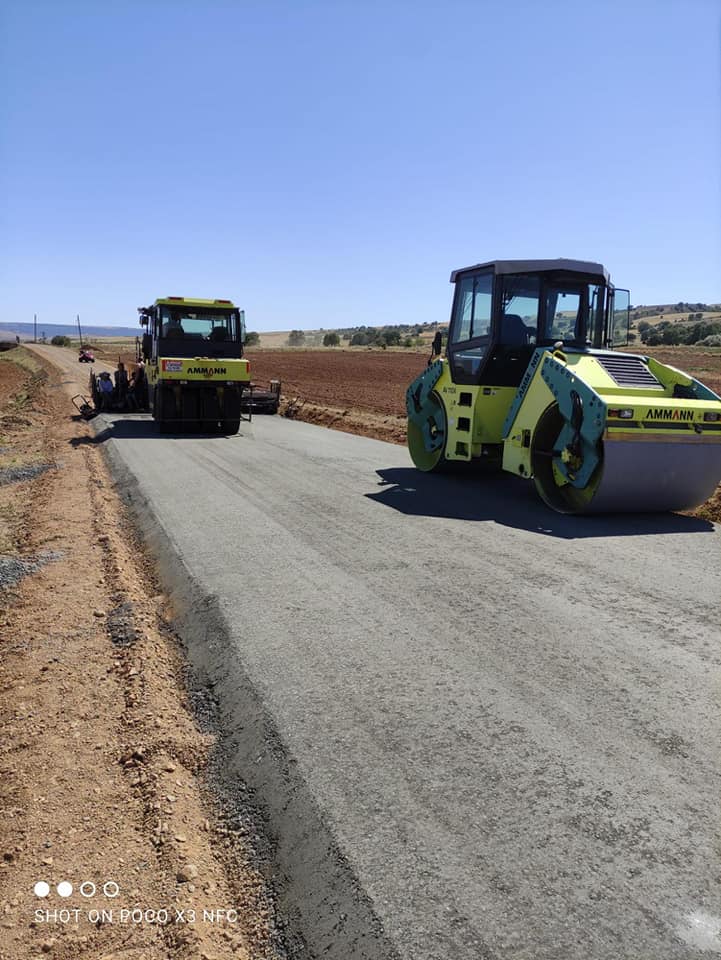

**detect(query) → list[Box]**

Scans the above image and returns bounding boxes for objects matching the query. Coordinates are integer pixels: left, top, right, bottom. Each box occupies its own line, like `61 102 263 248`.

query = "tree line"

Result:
637 318 721 347
284 323 436 348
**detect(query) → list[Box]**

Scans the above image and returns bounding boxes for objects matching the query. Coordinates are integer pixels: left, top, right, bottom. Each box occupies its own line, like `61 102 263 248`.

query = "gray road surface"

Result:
34 345 721 959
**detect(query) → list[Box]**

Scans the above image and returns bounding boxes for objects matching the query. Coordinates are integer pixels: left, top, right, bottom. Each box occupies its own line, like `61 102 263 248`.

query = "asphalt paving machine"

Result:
138 296 251 433
406 259 721 513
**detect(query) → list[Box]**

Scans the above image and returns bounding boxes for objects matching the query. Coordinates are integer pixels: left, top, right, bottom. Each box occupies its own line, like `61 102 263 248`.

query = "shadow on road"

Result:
367 467 715 540
68 415 246 445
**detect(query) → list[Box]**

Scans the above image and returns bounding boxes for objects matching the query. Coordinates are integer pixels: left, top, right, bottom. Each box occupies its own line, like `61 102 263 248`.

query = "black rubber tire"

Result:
156 385 179 434
200 387 222 433
221 386 242 435
179 391 198 433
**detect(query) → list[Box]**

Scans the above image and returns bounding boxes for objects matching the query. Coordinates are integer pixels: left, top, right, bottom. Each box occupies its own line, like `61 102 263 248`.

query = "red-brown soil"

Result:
0 360 26 410
248 345 721 420
246 348 428 418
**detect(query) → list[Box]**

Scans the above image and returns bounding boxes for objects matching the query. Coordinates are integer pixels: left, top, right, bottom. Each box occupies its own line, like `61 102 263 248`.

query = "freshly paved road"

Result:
37 345 721 959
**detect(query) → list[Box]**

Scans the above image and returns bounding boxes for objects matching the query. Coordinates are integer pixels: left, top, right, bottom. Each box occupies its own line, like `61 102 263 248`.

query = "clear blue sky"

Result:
2 0 720 331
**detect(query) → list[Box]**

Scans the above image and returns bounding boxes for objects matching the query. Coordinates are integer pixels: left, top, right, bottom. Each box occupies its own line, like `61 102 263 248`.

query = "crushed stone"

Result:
0 550 63 590
106 600 139 647
0 462 55 486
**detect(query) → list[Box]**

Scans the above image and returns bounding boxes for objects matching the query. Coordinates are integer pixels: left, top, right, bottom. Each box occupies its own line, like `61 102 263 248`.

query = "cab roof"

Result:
449 259 609 283
154 296 236 308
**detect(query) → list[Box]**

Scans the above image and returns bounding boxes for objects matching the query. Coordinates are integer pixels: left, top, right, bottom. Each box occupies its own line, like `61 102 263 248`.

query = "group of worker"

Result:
95 360 148 412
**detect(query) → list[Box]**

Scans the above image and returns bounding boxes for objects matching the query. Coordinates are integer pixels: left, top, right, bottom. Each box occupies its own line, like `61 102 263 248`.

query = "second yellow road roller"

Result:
406 258 721 513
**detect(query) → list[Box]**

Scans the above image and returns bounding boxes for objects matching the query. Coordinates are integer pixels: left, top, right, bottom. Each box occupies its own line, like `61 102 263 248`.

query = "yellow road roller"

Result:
138 297 251 434
406 259 721 513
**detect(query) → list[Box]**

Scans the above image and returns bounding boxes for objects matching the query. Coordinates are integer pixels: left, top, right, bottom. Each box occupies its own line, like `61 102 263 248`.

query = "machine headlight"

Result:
608 408 634 419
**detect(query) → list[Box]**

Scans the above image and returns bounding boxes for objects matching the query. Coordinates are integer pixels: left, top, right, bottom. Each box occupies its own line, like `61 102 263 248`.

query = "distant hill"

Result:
633 301 721 315
0 321 138 339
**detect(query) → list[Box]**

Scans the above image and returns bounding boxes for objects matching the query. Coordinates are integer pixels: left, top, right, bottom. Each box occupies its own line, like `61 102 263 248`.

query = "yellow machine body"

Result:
406 260 721 513
138 297 250 434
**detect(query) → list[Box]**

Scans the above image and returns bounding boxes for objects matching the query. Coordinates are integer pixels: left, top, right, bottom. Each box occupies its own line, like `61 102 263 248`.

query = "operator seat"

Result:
164 324 185 339
500 313 530 345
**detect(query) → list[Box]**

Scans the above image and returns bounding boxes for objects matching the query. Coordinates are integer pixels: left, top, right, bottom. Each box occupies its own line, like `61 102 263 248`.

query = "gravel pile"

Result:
0 550 62 590
106 600 139 647
0 462 55 486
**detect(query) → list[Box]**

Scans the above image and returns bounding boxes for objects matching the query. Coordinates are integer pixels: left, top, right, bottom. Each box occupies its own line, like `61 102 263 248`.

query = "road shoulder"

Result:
0 347 283 960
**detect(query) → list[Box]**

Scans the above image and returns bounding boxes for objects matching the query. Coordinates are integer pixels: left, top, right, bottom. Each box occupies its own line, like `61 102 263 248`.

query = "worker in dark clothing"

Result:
114 362 129 408
128 361 148 410
135 361 148 408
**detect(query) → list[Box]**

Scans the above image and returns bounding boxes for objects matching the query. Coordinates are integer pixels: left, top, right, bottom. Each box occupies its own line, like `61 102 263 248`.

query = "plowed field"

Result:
245 345 721 417
246 348 427 417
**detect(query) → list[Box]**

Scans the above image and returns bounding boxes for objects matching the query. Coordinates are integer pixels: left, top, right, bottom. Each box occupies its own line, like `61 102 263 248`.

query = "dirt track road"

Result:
32 345 721 960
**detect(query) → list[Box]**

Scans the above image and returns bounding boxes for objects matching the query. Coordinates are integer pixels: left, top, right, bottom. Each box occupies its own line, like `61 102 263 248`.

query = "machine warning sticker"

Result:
162 360 183 372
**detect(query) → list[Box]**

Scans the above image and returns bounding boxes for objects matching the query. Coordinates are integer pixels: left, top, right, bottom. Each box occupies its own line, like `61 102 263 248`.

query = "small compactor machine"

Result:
406 259 721 513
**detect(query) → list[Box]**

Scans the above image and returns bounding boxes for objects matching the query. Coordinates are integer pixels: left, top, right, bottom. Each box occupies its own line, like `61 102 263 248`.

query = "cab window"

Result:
453 272 492 342
449 271 493 382
500 274 539 345
544 287 581 341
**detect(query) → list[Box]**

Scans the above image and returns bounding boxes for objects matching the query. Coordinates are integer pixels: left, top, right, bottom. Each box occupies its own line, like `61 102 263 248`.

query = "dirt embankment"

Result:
0 349 284 960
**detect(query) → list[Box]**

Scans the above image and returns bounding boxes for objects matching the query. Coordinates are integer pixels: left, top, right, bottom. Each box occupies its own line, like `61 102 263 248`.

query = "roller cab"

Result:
139 297 251 434
406 259 721 513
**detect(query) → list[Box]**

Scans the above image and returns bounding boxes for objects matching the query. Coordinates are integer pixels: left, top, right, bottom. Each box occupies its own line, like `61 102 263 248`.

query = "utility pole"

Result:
34 313 37 343
77 314 83 348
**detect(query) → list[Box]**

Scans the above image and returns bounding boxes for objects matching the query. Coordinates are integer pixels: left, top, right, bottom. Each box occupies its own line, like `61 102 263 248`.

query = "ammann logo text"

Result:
187 367 227 376
645 408 694 421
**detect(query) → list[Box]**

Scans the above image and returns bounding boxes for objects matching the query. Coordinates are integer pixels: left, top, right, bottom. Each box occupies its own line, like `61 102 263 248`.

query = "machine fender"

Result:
539 355 605 487
502 347 546 439
406 360 446 453
646 356 721 402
